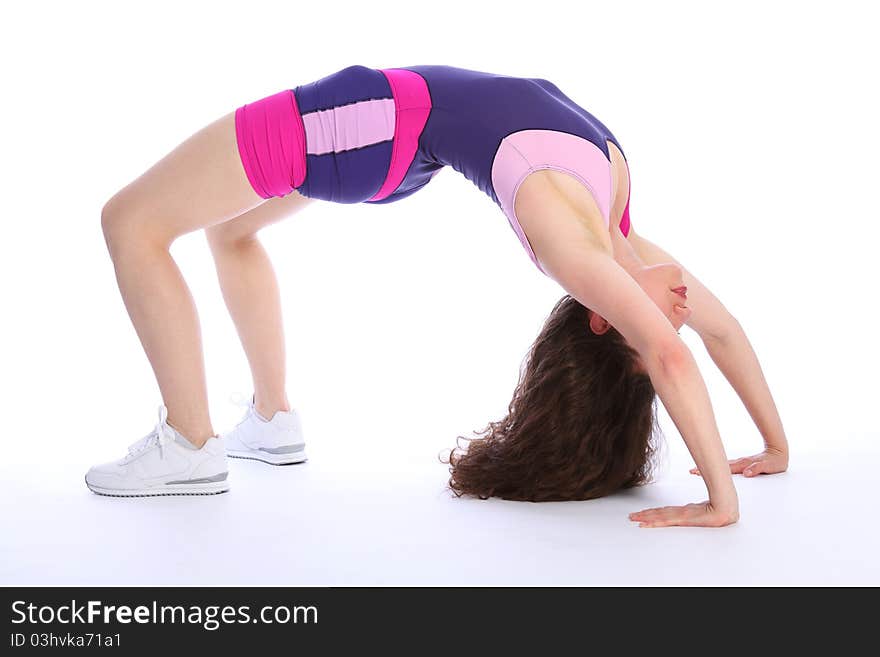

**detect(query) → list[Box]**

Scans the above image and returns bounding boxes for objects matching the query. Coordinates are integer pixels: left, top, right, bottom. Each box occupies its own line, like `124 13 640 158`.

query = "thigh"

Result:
106 110 266 243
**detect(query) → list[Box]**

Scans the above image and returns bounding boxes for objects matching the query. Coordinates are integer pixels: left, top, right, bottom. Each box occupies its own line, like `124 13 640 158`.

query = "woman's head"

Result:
588 262 692 337
443 294 662 502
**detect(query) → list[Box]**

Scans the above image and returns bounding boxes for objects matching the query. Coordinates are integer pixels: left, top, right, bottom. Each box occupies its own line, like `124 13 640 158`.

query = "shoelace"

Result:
229 391 256 426
125 405 174 461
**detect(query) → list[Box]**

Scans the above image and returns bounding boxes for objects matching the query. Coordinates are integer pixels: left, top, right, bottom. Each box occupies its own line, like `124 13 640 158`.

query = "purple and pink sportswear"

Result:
234 64 632 276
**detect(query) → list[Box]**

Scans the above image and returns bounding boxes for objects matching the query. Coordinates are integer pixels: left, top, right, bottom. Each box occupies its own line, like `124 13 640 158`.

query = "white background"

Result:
0 0 877 585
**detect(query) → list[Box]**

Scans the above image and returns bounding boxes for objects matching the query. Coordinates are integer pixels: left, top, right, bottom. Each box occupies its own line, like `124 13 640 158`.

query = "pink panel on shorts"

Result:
234 89 307 199
491 129 613 276
300 98 396 155
369 69 432 201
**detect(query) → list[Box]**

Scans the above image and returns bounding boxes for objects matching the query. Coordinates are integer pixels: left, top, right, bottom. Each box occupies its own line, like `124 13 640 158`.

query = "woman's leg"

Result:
101 110 266 446
205 192 315 421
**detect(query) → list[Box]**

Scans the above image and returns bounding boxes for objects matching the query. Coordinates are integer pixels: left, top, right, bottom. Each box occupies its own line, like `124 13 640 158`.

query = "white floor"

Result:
2 439 877 586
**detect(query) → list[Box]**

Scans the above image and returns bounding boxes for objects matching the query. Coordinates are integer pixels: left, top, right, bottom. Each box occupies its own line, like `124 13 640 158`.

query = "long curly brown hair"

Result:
442 294 662 502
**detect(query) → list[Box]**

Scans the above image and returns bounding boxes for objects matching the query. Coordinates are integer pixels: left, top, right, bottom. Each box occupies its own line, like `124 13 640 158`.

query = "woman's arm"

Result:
626 227 789 474
514 175 739 527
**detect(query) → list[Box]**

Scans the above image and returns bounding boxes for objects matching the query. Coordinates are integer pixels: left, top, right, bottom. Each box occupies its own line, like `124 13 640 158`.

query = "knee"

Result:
100 198 121 251
206 223 259 253
101 195 168 258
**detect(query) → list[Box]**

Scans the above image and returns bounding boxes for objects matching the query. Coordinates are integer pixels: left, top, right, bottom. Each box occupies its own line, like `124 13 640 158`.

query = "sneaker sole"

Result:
226 448 308 466
85 476 230 498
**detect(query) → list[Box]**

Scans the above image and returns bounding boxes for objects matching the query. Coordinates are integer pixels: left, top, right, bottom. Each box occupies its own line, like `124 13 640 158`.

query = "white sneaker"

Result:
221 394 307 466
85 405 230 497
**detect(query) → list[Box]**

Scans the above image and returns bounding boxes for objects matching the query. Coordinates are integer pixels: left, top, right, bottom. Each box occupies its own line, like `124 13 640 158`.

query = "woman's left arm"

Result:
619 226 789 476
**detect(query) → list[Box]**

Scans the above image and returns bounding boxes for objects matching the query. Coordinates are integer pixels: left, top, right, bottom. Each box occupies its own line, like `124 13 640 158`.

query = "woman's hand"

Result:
690 446 788 478
628 501 739 528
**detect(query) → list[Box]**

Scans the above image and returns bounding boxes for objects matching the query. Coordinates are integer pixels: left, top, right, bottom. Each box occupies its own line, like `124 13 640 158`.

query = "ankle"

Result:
165 417 215 449
253 396 291 421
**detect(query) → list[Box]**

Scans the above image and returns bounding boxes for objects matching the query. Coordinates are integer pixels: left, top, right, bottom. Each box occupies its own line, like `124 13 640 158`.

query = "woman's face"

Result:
588 262 692 335
633 262 692 330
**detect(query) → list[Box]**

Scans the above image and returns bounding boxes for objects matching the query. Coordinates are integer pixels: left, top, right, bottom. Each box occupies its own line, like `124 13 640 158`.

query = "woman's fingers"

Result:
629 502 726 528
728 457 753 474
629 504 694 522
638 517 688 528
631 504 682 516
630 507 697 528
743 461 769 477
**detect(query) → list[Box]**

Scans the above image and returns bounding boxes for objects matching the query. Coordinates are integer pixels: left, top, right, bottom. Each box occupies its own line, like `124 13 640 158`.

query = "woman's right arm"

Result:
515 181 739 526
547 243 739 526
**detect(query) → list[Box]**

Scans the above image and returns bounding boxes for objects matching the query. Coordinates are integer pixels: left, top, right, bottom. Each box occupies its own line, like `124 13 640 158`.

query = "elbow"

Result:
643 338 691 376
704 312 741 345
659 341 691 373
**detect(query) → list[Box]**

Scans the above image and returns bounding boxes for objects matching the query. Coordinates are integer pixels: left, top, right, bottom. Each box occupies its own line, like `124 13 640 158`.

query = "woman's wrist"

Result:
762 440 789 458
709 495 740 520
707 480 739 516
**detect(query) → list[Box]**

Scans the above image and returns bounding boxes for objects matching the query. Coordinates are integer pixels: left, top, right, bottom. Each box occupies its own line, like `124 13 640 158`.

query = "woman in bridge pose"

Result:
87 64 788 527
